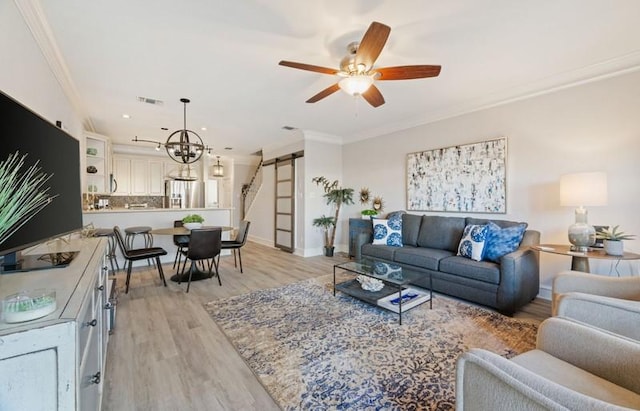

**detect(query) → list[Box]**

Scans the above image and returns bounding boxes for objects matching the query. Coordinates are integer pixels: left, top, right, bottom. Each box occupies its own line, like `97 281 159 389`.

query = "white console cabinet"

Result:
0 238 109 411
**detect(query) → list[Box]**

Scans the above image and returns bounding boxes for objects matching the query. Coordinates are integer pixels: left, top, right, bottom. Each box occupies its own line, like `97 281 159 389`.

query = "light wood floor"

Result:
102 241 550 411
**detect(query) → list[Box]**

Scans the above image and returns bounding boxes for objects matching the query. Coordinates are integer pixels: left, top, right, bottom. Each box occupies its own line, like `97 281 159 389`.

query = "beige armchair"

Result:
456 316 640 410
552 270 640 314
552 270 640 340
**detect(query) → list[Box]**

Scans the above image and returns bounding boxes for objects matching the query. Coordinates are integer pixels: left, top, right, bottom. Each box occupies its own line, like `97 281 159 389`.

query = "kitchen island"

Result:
82 207 234 266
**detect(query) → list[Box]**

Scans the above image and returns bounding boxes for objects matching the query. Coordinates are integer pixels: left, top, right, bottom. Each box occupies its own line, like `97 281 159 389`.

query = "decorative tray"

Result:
2 289 57 323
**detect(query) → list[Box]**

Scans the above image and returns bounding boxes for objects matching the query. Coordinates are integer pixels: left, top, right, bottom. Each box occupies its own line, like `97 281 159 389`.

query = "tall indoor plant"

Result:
312 176 354 256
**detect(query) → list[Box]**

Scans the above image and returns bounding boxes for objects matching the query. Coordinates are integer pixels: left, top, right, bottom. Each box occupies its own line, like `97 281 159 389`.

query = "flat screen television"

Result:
0 90 83 272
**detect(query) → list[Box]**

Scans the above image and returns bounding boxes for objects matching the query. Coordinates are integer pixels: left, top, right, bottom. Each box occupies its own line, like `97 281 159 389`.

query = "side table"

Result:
534 244 640 274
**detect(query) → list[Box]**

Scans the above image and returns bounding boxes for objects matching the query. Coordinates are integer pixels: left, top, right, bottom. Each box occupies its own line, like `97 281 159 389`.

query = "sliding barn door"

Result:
274 159 294 252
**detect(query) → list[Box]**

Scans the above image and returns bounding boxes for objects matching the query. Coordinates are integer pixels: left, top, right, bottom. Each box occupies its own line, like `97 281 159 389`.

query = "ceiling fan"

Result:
279 21 441 108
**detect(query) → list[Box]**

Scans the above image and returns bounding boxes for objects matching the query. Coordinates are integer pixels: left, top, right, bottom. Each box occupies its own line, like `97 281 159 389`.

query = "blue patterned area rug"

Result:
204 276 539 411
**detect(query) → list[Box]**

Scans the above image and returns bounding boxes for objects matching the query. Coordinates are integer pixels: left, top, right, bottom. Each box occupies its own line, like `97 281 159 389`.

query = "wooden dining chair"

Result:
113 226 168 293
179 228 222 292
218 220 250 273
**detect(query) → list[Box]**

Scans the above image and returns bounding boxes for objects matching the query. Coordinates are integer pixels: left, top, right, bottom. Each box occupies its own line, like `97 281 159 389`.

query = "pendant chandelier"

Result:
212 156 224 177
132 98 212 164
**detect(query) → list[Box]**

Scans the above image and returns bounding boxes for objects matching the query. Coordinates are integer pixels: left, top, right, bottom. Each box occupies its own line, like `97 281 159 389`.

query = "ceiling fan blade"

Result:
355 22 391 70
375 65 442 80
278 60 339 75
306 83 341 103
361 85 385 108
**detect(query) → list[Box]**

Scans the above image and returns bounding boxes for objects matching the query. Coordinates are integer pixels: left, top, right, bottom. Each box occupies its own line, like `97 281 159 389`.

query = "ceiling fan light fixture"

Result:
338 75 374 96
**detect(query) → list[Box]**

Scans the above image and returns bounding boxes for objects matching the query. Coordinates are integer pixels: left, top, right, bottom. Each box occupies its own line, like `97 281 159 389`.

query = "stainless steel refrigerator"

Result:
164 180 204 208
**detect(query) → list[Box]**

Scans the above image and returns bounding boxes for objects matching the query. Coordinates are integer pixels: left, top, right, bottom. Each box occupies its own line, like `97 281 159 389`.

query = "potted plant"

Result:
182 214 204 230
596 225 636 256
312 215 336 256
312 176 354 256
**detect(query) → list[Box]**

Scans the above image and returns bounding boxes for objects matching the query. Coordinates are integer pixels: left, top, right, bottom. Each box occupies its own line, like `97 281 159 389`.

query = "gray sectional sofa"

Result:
360 213 540 315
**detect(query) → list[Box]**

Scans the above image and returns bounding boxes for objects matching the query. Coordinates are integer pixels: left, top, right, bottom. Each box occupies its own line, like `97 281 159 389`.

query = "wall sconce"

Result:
560 171 608 251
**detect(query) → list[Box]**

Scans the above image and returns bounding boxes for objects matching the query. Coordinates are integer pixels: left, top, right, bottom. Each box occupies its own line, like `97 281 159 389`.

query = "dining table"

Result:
150 225 234 282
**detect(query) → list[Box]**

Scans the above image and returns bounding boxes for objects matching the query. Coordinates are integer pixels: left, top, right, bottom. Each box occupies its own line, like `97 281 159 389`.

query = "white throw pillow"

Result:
457 224 488 261
372 217 403 247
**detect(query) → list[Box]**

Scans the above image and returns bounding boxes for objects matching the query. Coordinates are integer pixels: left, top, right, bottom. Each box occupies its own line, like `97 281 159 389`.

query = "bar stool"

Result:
95 228 120 274
125 226 153 265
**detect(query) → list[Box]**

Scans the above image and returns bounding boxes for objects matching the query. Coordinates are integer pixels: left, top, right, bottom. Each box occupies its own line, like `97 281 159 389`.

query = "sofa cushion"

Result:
417 215 466 252
439 256 501 284
402 213 422 246
457 224 489 261
372 216 403 247
466 217 526 229
394 246 454 271
483 221 527 263
361 243 398 261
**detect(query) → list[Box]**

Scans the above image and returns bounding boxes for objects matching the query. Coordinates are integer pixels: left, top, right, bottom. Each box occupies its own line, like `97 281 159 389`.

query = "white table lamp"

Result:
560 172 608 251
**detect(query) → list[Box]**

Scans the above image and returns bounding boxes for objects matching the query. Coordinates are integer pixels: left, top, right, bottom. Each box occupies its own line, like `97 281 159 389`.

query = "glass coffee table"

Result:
333 258 432 324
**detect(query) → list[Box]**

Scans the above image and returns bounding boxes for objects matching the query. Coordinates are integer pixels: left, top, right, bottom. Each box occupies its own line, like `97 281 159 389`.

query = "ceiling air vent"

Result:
282 126 296 130
137 96 164 106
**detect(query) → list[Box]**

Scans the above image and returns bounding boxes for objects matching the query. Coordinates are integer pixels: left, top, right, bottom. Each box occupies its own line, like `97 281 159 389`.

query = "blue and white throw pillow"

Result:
482 221 527 263
372 261 403 279
457 224 488 261
372 216 403 247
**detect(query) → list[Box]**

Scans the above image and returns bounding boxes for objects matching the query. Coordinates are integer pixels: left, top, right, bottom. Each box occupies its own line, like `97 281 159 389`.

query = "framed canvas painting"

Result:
406 137 507 213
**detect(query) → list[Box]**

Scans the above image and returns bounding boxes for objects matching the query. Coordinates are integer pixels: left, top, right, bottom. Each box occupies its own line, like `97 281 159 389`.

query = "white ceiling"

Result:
35 0 640 157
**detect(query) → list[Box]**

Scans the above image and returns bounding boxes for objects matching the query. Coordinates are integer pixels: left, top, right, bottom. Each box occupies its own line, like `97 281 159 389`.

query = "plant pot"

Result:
324 246 335 257
183 222 203 230
604 239 624 256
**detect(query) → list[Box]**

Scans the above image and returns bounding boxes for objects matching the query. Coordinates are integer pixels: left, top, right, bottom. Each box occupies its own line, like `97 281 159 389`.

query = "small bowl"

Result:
2 289 57 323
183 222 203 230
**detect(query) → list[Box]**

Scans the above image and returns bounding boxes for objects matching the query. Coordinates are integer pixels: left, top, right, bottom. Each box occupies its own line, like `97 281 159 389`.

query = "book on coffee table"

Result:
377 287 431 313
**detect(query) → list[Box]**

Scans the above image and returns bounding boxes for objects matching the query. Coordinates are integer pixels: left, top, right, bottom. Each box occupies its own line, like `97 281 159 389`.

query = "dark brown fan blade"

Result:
306 83 341 103
279 60 339 75
375 65 442 80
355 22 391 70
361 84 385 108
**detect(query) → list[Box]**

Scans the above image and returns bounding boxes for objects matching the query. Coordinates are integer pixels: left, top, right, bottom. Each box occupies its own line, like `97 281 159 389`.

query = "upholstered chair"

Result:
456 316 640 410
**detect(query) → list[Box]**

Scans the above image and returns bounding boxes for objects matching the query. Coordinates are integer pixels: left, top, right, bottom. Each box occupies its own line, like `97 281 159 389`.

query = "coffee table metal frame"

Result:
333 258 432 324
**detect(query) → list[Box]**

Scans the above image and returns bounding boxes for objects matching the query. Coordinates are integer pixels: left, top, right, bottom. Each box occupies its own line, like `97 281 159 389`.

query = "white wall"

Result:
0 1 82 139
343 70 640 298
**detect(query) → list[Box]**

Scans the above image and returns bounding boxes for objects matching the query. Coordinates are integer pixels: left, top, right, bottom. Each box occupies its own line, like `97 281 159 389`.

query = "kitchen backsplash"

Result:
98 195 164 208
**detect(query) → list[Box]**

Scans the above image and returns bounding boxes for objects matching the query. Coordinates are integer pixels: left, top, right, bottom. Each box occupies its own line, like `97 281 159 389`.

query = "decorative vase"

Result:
324 246 334 257
603 239 624 256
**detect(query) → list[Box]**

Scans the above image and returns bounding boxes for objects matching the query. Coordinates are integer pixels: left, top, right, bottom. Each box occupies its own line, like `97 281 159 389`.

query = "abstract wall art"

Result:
406 137 507 213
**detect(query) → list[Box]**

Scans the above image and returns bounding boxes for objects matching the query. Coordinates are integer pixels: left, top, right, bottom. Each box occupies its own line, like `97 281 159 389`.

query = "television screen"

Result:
0 90 83 263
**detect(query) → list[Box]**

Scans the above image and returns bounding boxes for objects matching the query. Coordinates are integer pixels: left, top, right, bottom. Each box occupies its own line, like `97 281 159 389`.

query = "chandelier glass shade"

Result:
212 156 224 177
338 75 374 96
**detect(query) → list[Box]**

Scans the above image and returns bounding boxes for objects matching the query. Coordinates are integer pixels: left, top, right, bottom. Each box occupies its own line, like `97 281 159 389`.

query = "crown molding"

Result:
14 0 95 132
349 51 640 143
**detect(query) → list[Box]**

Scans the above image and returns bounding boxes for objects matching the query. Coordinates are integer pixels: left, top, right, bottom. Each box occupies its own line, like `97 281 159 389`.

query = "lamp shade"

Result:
559 172 608 207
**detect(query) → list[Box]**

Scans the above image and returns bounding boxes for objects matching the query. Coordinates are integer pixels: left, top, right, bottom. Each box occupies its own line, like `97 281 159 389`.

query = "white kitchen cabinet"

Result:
113 155 167 195
112 156 131 195
149 160 165 195
130 158 149 195
0 238 109 411
85 133 111 194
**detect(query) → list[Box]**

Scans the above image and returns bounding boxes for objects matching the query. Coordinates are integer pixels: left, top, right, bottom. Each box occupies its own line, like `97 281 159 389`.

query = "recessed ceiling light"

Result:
282 125 296 130
224 147 232 150
122 114 131 119
201 127 207 131
161 127 168 130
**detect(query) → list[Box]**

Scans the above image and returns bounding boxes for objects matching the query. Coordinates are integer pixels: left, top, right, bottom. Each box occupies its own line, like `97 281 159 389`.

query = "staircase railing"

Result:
241 160 263 219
